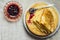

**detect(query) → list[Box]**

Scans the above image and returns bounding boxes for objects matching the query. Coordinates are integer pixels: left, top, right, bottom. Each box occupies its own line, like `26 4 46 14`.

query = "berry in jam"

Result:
29 8 37 14
7 4 19 16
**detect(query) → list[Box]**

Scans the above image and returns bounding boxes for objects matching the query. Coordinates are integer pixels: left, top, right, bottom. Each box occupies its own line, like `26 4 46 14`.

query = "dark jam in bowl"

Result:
7 4 19 16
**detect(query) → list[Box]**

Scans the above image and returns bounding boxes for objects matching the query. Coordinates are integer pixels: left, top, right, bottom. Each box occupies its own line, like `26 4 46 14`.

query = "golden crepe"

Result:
26 2 58 36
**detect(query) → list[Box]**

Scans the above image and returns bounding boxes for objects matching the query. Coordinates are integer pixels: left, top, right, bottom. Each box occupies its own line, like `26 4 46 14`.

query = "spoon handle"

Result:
35 4 54 9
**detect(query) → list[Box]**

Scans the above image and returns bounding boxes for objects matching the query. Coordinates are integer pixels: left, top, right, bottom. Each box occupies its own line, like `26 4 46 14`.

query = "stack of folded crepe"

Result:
26 2 58 36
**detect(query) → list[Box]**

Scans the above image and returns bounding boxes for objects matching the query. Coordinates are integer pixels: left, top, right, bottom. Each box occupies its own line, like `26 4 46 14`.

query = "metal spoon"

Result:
29 4 54 14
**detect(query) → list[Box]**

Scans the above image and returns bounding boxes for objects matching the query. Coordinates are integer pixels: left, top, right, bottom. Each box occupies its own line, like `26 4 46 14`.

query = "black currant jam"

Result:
7 4 19 16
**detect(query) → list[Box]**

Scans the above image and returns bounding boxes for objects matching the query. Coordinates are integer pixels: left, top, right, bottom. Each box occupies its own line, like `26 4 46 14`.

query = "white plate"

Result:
23 1 60 39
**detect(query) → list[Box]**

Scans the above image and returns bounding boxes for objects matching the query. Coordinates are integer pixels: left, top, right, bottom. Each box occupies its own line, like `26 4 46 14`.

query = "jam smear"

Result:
7 4 19 16
28 8 36 23
28 14 34 23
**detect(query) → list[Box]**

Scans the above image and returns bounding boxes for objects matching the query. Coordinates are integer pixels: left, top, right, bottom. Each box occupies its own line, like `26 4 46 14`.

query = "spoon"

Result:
29 4 54 14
